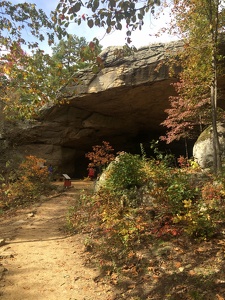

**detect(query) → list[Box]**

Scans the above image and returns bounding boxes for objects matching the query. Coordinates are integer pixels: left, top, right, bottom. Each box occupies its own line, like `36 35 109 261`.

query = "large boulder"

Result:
193 123 225 169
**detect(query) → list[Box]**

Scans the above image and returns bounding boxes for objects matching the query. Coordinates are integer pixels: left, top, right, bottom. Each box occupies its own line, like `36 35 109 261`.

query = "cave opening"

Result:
71 133 195 179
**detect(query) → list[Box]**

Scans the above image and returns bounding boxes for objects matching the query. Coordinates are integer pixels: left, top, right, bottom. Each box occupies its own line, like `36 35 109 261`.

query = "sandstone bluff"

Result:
1 40 223 177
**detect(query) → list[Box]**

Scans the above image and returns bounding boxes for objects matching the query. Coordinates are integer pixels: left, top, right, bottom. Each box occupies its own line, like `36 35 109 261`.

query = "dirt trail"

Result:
0 181 113 300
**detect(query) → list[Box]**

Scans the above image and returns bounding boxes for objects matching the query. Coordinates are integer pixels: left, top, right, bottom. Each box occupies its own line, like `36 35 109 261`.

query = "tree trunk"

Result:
211 80 221 174
210 0 221 175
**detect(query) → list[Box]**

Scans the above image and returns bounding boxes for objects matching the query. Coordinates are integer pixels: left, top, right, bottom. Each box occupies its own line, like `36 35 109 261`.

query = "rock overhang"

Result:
2 40 225 177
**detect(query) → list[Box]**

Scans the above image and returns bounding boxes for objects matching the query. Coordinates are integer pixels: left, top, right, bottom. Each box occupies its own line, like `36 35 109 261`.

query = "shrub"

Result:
173 199 216 239
84 187 151 261
66 191 97 233
0 155 52 208
107 152 145 190
141 157 201 215
85 141 115 174
67 146 225 280
165 170 201 214
201 181 224 203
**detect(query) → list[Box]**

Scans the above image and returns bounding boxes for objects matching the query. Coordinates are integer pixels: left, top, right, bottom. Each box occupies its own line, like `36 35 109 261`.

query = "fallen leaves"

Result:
188 269 196 276
174 261 182 268
216 294 224 300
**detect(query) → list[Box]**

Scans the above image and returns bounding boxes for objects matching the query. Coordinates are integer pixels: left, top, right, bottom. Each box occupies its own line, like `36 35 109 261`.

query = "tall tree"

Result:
52 35 89 70
161 0 225 174
0 2 105 120
52 34 103 74
0 1 58 119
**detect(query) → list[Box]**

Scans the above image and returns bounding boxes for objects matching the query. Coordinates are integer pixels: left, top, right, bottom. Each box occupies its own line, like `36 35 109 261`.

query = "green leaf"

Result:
95 18 100 26
116 22 122 30
131 15 136 23
92 0 99 12
106 26 111 33
62 7 67 14
106 17 111 26
73 2 81 13
88 19 94 28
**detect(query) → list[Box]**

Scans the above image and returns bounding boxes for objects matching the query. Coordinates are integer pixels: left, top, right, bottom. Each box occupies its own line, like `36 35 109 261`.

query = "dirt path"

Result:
0 181 113 300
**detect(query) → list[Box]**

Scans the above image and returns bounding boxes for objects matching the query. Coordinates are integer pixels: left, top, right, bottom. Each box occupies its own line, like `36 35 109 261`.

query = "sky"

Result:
9 0 177 53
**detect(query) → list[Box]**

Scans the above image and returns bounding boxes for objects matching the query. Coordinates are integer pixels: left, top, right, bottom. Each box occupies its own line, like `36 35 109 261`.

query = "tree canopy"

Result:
161 0 225 172
53 0 160 43
0 1 55 49
52 34 102 73
52 35 89 69
0 2 103 119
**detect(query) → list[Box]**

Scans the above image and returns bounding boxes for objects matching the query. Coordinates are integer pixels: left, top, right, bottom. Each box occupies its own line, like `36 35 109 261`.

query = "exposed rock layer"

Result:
1 41 225 177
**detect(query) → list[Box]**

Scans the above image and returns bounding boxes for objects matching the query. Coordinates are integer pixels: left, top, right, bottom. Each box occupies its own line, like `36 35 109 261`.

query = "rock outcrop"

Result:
1 40 225 177
193 123 225 169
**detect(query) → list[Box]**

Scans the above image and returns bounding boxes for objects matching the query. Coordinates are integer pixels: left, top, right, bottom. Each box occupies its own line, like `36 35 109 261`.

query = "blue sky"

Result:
10 0 176 53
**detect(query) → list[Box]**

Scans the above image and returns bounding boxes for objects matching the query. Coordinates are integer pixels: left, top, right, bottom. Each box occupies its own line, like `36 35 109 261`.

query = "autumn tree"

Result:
0 43 79 119
161 0 225 174
85 141 115 173
0 2 106 119
0 2 58 118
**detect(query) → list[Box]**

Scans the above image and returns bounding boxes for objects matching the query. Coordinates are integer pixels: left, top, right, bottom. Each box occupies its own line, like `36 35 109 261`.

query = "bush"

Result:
107 152 145 190
173 199 217 239
166 170 201 214
67 147 225 280
0 155 52 209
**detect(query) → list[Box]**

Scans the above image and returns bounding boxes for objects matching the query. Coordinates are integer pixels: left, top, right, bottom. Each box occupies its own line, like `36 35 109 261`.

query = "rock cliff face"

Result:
1 40 224 177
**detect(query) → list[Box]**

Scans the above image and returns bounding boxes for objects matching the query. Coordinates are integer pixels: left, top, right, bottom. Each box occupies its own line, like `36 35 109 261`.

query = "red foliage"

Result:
85 141 115 170
177 155 190 168
161 79 211 144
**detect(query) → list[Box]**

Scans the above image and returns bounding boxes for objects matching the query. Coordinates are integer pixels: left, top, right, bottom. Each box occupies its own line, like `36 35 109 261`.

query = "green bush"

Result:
166 171 201 214
107 152 145 190
66 148 225 285
67 144 225 284
173 199 217 239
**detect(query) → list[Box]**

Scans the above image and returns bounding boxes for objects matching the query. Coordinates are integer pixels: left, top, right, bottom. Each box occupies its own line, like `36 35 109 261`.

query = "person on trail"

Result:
88 167 95 180
48 164 54 180
48 164 53 174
